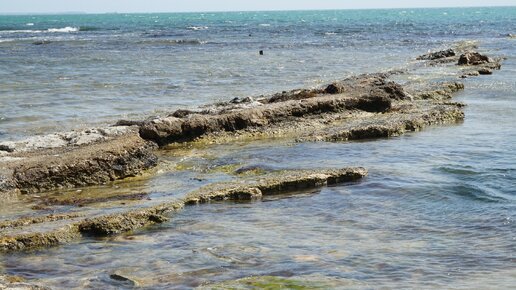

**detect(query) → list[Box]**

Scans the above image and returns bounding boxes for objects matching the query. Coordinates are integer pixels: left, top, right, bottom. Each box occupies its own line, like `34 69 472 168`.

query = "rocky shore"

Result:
0 43 503 257
0 167 367 252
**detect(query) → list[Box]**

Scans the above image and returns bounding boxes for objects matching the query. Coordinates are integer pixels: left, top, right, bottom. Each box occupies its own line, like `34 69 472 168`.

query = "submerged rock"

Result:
478 68 493 75
109 272 141 287
0 167 366 252
32 40 51 46
0 275 49 289
199 275 344 289
460 71 480 78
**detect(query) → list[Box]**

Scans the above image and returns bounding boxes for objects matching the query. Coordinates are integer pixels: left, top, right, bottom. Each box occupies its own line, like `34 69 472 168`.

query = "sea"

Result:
0 7 515 289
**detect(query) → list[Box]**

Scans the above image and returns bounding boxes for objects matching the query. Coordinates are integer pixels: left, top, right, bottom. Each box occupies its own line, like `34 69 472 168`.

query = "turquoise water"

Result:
0 7 515 139
1 7 515 289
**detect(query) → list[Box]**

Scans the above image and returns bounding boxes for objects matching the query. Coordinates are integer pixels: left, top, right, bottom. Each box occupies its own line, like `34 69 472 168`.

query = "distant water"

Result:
1 7 515 289
0 7 515 140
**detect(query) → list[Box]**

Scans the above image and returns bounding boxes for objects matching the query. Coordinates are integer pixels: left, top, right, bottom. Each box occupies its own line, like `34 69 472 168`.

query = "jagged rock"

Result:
458 52 490 65
324 83 343 94
229 96 255 104
417 49 456 60
139 75 417 146
0 48 501 205
375 81 411 100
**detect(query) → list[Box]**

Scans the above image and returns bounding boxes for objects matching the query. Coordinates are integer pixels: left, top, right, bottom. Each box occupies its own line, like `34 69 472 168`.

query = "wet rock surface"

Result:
0 46 501 197
0 44 505 289
417 49 456 60
478 68 493 75
0 128 158 196
458 51 491 65
0 275 49 289
0 167 366 252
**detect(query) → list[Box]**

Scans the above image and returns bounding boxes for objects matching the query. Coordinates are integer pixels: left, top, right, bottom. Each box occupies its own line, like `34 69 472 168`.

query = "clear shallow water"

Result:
2 48 515 289
1 7 515 289
1 7 515 140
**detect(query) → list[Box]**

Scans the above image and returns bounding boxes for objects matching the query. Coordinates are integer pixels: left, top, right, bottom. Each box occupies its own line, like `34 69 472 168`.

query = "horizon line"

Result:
1 5 514 16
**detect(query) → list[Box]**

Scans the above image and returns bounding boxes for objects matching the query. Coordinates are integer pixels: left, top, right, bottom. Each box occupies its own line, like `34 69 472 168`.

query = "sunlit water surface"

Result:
0 7 515 289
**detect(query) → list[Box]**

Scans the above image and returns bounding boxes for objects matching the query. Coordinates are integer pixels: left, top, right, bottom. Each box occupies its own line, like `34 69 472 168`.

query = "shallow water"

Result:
2 48 515 289
1 7 516 289
1 7 515 140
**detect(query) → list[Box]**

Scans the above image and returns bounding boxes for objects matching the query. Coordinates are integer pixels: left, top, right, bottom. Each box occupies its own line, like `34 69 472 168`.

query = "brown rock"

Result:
458 52 490 65
1 130 158 195
478 68 493 75
417 49 456 60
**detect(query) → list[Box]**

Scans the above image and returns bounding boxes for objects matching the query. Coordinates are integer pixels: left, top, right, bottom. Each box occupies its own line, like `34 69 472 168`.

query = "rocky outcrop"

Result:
310 102 465 142
139 74 417 146
417 49 456 60
415 82 465 100
458 52 491 65
0 46 502 200
0 128 158 196
0 168 367 252
140 95 393 146
322 74 411 101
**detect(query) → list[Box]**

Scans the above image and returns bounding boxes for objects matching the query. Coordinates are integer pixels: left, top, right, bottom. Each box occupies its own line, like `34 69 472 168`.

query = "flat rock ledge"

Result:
0 167 366 252
0 46 501 197
0 127 158 197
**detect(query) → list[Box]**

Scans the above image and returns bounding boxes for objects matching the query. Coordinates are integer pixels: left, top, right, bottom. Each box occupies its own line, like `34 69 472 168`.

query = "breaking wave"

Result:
137 39 207 45
0 27 79 34
187 26 208 31
46 27 79 33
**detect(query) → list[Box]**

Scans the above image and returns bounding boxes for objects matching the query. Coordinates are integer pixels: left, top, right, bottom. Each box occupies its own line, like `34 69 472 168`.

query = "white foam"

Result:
26 23 34 26
0 26 79 34
187 26 208 31
0 29 43 34
47 26 79 33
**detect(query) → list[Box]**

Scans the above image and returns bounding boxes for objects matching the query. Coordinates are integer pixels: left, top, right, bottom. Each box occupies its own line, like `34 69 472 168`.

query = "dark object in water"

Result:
32 40 51 45
259 50 264 55
478 68 493 75
0 144 14 153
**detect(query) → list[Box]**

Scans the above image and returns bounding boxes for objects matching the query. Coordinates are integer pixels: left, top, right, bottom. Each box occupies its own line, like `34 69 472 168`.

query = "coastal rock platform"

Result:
0 43 503 254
